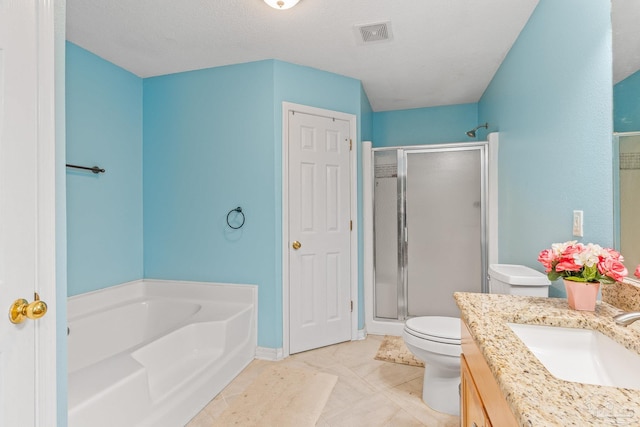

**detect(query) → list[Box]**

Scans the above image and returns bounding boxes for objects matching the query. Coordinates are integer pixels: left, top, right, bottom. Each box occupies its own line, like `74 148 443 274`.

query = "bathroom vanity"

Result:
460 321 518 426
455 291 640 426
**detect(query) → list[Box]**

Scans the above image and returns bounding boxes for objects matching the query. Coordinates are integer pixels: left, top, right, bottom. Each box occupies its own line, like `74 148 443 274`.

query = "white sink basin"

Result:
507 323 640 390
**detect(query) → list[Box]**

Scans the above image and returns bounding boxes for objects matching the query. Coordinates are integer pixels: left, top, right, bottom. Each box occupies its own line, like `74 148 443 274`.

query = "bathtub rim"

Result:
68 278 258 319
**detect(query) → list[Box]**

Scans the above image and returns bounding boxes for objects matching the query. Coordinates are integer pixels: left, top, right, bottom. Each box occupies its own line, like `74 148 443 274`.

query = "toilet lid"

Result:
404 316 461 344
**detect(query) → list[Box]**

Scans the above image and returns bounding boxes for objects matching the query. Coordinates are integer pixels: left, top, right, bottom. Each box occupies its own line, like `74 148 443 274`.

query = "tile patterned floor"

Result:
187 335 460 427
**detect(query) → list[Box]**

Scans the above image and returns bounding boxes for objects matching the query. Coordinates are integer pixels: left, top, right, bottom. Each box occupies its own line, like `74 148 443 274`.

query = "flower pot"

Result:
563 279 600 311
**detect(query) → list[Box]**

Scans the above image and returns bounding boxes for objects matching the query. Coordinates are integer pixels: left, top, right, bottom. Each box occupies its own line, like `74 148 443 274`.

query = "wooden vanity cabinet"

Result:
460 321 518 427
461 354 491 427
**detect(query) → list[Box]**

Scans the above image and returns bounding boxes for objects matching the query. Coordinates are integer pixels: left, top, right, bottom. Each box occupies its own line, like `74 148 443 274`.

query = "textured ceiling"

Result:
612 0 640 84
67 1 634 112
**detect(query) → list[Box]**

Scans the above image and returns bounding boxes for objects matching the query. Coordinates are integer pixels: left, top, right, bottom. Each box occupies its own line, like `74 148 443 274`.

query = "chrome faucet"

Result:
613 311 640 326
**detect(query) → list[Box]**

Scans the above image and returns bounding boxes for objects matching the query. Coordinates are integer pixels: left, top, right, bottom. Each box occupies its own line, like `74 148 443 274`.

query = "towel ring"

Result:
226 207 245 229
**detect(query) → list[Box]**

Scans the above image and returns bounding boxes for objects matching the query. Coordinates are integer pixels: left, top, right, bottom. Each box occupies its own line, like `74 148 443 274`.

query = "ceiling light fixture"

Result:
264 0 300 10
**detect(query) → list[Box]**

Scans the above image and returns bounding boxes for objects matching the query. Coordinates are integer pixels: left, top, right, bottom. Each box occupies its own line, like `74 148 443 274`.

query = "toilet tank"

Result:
488 264 551 297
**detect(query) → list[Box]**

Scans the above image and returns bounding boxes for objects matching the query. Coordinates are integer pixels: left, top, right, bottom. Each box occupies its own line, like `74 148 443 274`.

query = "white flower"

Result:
573 243 602 268
552 240 577 256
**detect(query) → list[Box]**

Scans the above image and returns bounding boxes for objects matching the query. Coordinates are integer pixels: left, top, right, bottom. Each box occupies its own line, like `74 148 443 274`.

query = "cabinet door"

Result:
461 355 491 427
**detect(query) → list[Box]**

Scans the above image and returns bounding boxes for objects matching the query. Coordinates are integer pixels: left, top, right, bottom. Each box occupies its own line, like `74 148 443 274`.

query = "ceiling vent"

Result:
355 21 393 45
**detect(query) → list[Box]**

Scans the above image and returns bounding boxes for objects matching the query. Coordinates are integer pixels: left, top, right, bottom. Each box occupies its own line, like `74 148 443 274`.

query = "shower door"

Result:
373 144 487 321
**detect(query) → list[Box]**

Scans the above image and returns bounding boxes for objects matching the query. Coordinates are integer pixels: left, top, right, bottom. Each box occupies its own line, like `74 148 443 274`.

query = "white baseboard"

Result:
255 346 285 361
256 331 367 359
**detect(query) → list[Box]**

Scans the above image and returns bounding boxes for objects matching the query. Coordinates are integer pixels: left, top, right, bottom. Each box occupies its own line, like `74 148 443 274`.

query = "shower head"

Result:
466 123 489 138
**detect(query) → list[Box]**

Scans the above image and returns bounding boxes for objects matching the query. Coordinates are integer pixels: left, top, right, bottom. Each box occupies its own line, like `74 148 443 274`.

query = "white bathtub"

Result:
67 279 257 427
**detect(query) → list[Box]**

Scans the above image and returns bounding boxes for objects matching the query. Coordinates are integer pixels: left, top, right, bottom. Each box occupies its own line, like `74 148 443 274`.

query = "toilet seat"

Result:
404 316 461 345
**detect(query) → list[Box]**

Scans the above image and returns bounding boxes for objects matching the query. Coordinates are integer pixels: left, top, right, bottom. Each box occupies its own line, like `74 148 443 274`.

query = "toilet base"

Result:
422 364 460 416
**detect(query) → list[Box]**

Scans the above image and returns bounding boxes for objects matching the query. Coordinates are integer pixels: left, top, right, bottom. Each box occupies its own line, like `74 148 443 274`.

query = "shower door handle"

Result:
292 241 302 250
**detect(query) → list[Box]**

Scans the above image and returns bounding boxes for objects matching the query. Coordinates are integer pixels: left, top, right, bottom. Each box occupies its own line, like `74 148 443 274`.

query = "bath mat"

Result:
211 365 337 427
374 335 424 367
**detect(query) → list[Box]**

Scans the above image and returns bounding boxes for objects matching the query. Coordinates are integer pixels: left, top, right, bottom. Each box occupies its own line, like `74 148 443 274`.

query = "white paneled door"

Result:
288 110 352 354
0 0 56 425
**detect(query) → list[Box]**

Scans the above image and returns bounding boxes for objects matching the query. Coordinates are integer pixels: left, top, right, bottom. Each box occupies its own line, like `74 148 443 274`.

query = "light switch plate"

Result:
573 210 583 237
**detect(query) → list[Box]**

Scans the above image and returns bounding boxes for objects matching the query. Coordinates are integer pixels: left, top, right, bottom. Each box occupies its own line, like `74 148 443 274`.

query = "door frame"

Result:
613 131 640 286
281 102 358 358
36 0 58 423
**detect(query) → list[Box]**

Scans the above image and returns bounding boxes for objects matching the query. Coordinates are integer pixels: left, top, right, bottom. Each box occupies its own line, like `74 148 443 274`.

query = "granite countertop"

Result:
454 292 640 426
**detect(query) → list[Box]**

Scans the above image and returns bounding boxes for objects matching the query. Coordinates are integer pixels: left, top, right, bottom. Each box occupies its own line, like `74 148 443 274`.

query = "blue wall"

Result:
615 69 640 132
66 42 144 296
372 103 478 146
478 0 613 296
143 61 277 345
143 60 367 348
360 84 373 143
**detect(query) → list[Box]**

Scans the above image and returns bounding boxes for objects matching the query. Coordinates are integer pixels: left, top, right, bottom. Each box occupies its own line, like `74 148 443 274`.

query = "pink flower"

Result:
598 258 628 283
562 242 584 256
602 248 624 262
555 243 583 272
555 259 582 272
561 243 584 258
635 265 640 279
537 249 556 273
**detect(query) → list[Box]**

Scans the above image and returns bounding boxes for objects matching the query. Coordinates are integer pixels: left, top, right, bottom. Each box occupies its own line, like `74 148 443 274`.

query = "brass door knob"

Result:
292 241 302 250
9 292 48 324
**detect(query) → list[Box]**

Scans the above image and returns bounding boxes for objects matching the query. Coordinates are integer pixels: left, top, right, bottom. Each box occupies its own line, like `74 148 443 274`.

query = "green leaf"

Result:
599 277 615 285
564 276 587 282
548 271 561 281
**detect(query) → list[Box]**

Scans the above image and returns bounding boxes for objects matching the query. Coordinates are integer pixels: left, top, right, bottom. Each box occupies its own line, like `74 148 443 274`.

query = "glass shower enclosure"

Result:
373 143 488 321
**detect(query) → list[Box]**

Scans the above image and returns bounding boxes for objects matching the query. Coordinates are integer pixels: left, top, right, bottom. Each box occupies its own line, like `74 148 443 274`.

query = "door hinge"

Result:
350 220 353 231
349 139 352 151
350 300 353 312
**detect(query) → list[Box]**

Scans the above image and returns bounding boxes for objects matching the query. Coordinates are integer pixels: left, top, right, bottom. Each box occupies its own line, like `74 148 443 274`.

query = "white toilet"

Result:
402 264 550 416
